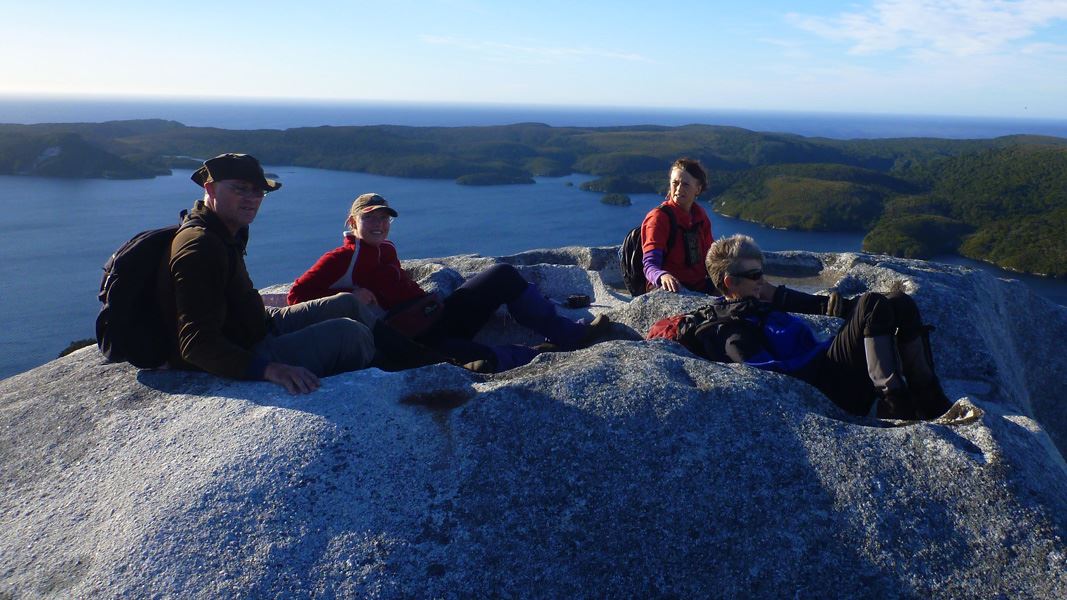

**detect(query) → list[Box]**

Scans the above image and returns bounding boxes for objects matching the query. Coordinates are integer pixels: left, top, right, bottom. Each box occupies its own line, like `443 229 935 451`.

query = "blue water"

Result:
3 96 1067 139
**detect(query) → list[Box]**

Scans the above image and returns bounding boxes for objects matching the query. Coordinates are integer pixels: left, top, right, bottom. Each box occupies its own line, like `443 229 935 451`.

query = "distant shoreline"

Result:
2 96 1066 139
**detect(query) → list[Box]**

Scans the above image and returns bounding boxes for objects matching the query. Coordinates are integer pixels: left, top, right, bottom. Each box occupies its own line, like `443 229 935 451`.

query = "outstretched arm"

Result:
767 285 854 318
642 249 679 292
640 210 677 292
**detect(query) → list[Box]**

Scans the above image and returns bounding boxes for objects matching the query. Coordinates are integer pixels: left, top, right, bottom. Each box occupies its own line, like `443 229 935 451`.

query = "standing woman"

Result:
287 193 609 372
640 157 716 294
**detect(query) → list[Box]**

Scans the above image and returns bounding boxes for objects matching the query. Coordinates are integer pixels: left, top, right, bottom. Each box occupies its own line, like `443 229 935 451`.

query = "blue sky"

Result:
2 0 1065 118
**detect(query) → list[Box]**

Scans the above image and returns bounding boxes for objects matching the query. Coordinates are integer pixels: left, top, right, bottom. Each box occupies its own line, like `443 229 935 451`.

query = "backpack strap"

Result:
657 205 678 258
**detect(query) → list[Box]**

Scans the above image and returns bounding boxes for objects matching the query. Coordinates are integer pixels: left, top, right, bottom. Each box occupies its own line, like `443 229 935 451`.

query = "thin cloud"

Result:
788 0 1067 57
758 37 814 60
1021 41 1067 55
420 35 653 64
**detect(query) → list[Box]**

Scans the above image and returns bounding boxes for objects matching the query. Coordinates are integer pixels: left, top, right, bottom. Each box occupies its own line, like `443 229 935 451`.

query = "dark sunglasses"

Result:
729 269 764 281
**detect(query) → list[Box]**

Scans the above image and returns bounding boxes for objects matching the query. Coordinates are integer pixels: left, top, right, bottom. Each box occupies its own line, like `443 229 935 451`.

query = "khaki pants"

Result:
254 293 378 376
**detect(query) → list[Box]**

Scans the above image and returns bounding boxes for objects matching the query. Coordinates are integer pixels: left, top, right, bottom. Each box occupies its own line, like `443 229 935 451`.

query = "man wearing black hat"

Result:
159 153 425 394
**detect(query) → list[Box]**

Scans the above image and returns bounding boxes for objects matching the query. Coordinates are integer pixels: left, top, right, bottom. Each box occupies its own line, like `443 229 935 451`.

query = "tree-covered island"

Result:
1 119 1064 277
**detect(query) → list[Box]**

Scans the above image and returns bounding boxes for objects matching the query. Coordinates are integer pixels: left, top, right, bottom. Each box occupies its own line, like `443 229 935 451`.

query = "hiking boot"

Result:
578 314 612 349
876 387 919 420
913 379 953 420
461 344 541 374
897 326 953 420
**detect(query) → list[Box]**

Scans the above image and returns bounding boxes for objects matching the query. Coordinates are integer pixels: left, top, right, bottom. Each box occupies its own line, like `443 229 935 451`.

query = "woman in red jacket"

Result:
288 193 608 372
640 157 716 294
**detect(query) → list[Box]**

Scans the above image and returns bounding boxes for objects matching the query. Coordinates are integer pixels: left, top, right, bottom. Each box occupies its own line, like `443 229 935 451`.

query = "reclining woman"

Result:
696 234 954 420
640 157 717 294
287 193 609 373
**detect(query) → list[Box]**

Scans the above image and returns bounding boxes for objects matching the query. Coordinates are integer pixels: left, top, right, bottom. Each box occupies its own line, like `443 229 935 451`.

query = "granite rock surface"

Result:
2 247 1066 598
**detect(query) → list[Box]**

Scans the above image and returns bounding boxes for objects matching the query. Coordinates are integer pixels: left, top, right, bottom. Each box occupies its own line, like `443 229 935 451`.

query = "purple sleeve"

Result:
642 249 668 288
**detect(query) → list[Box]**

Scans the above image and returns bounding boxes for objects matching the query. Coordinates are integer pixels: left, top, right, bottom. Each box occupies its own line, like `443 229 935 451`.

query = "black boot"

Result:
876 387 919 420
898 326 952 420
913 380 953 420
370 321 451 372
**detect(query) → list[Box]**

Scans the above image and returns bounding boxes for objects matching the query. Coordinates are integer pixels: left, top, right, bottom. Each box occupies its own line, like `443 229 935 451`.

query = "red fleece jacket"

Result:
287 235 426 309
640 200 714 290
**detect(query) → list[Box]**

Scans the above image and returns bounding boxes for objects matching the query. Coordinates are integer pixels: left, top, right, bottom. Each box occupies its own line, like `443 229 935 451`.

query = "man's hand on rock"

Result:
264 362 320 395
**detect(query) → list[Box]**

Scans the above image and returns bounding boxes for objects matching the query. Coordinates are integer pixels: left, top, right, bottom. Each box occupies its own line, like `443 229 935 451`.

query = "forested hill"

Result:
1 119 1065 276
864 145 1067 276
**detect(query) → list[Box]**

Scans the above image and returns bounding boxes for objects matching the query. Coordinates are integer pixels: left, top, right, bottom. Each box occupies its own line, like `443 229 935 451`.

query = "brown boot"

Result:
578 314 612 348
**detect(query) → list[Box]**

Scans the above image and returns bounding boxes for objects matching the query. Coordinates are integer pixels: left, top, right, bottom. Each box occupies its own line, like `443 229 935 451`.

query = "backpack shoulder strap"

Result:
656 205 678 257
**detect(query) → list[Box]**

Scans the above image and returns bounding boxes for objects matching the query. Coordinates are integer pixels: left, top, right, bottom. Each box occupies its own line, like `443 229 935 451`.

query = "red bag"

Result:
646 314 687 342
646 312 709 357
385 293 445 338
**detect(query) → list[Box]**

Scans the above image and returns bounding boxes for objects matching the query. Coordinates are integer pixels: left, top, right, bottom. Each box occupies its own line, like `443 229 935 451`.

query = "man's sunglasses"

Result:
729 269 764 281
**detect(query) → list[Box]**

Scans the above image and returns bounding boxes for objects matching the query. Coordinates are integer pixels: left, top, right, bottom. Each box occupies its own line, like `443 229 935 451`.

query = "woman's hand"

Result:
352 288 378 307
658 273 682 293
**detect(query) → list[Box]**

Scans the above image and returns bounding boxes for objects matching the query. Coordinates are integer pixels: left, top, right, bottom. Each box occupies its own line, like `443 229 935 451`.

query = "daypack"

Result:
646 298 769 360
619 205 677 296
96 211 188 368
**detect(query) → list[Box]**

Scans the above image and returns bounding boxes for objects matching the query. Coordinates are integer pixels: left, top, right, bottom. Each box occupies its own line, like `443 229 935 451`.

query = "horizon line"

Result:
1 92 1065 124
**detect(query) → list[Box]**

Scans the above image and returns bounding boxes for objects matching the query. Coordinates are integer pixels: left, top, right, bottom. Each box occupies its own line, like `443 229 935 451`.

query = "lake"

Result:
1 166 1064 380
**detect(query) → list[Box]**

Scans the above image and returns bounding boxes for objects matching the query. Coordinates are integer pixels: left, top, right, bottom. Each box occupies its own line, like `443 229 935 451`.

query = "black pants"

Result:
417 263 529 364
812 291 923 415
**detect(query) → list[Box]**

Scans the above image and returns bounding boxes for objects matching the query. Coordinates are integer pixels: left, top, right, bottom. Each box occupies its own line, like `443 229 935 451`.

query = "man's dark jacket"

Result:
158 201 269 379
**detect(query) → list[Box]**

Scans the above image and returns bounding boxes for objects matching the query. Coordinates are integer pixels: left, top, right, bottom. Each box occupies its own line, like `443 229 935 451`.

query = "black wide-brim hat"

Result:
191 153 282 191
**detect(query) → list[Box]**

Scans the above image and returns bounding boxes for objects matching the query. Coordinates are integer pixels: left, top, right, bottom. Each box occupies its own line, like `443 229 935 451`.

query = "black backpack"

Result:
646 298 769 360
619 206 677 296
96 211 188 368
